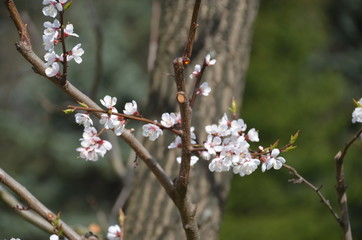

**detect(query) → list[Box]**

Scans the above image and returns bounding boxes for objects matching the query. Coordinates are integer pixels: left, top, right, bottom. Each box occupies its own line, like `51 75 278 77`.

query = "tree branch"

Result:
282 164 340 223
334 128 362 240
183 0 201 60
0 185 54 234
0 168 81 240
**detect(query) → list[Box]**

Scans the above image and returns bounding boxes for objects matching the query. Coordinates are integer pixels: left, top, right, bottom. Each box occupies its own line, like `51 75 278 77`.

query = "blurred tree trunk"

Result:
125 0 259 239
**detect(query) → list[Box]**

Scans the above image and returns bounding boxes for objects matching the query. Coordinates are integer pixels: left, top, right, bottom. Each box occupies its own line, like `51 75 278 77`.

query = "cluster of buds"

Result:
42 0 84 77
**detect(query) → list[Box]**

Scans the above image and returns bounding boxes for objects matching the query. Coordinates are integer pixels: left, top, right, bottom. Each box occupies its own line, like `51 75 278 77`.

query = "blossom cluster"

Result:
199 114 286 176
352 97 362 124
42 0 84 77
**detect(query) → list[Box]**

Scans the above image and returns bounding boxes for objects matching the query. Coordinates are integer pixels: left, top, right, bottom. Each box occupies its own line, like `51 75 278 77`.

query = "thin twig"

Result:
0 168 81 240
189 62 207 108
0 185 54 233
334 128 362 240
59 10 68 86
282 164 340 223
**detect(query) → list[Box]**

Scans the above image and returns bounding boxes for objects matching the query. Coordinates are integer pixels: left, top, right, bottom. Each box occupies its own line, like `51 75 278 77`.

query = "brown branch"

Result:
173 57 199 240
173 58 192 192
0 168 81 240
0 185 54 234
183 0 201 60
334 128 362 240
282 164 340 223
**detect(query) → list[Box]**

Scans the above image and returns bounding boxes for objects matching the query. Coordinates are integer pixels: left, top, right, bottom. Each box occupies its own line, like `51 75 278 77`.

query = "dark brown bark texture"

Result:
125 0 259 239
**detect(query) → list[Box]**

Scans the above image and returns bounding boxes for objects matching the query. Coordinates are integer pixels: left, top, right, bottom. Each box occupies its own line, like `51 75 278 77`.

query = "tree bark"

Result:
125 0 259 239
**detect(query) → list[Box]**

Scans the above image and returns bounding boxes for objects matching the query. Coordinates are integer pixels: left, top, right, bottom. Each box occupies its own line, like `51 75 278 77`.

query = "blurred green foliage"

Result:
0 0 361 239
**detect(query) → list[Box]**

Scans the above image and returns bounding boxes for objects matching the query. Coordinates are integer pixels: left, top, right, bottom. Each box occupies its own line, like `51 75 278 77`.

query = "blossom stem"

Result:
189 63 207 108
59 10 68 86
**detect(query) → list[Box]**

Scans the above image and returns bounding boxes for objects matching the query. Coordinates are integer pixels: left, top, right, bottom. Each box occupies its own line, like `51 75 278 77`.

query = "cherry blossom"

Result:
44 50 61 66
43 19 60 41
142 123 163 141
43 34 56 51
49 234 59 240
123 100 138 115
107 224 121 240
64 23 79 37
101 95 117 109
66 44 84 64
196 82 211 96
205 53 216 66
176 156 199 166
189 64 201 79
45 62 60 77
100 113 120 130
161 112 177 128
75 113 93 128
352 107 362 123
352 98 362 123
261 148 286 172
247 128 259 142
209 157 230 172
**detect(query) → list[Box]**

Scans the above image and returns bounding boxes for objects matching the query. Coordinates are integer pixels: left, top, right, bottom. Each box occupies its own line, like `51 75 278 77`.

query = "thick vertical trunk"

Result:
125 0 259 239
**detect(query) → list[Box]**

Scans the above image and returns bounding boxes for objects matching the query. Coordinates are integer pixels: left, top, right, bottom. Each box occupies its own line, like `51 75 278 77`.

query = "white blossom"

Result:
196 82 211 96
45 62 60 77
352 107 362 123
142 123 163 141
75 113 93 128
107 224 121 240
101 95 117 109
261 148 286 172
67 43 84 64
205 53 216 66
189 64 201 79
123 100 138 115
49 234 59 240
64 23 79 37
247 128 259 142
176 156 199 166
161 112 177 128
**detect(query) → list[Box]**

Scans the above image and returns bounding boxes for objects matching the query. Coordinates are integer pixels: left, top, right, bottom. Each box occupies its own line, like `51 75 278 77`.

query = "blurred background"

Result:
0 0 361 239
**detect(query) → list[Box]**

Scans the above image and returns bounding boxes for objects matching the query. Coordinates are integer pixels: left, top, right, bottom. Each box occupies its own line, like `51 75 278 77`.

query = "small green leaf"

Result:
63 0 72 11
284 145 297 152
63 108 75 114
77 101 88 108
353 98 362 107
228 97 238 115
289 130 300 145
270 139 279 149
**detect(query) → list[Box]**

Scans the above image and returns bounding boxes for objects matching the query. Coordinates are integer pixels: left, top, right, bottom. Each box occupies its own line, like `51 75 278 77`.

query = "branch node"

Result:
176 91 186 104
